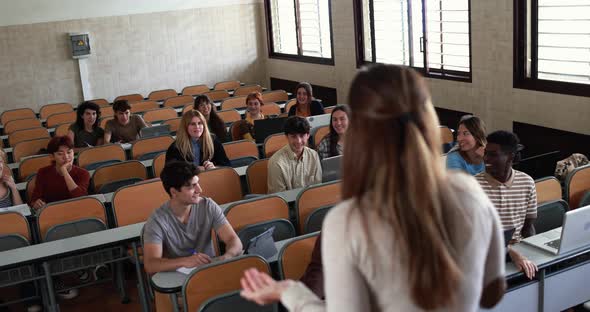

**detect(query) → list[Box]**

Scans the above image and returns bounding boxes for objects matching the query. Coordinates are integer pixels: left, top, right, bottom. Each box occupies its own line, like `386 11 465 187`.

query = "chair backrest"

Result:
8 127 50 147
217 109 242 124
142 107 178 124
304 205 333 234
278 232 320 280
13 137 50 162
0 234 30 252
99 117 113 129
163 95 194 108
100 105 115 118
163 117 182 133
114 93 144 103
130 101 159 114
285 99 297 113
565 164 590 209
262 103 281 116
237 219 296 247
1 108 36 125
221 96 247 110
148 89 178 101
233 85 262 97
198 290 277 312
182 84 210 96
324 106 335 114
183 104 194 114
54 123 70 137
262 90 288 103
131 135 175 160
534 199 568 234
214 80 240 91
19 154 52 182
312 125 330 149
198 167 242 204
296 180 342 233
46 111 76 128
183 255 270 312
440 126 454 145
26 175 36 203
45 218 107 242
39 103 73 120
152 152 166 178
0 211 31 241
37 196 107 242
204 90 231 102
225 195 290 232
113 179 170 227
223 140 259 161
91 160 147 192
89 98 109 107
4 118 41 135
263 133 288 158
246 159 269 194
535 176 563 204
77 144 127 169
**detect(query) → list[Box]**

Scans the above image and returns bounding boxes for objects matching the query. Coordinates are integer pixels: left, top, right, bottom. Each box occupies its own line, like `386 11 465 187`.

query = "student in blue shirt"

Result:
446 115 487 175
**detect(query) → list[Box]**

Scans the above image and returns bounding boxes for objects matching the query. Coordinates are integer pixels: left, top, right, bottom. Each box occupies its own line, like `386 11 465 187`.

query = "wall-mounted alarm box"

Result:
69 32 91 59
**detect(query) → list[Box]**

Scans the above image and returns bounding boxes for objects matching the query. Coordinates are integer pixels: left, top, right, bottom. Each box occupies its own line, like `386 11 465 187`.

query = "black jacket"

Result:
288 100 325 117
165 136 230 167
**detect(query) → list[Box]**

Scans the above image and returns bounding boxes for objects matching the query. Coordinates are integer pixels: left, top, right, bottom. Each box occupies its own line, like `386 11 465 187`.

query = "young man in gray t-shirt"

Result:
143 161 243 274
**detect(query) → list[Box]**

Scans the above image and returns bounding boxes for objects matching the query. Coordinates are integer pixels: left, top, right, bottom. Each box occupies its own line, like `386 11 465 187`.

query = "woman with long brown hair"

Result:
240 64 506 311
287 82 325 117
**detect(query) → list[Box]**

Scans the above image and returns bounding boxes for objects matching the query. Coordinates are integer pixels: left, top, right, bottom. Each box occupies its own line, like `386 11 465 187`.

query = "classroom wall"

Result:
264 0 590 135
0 0 266 110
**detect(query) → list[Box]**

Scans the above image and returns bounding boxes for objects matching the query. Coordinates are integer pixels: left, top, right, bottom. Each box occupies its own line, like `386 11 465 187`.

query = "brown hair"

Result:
458 115 487 149
343 64 464 309
295 82 313 105
245 92 264 106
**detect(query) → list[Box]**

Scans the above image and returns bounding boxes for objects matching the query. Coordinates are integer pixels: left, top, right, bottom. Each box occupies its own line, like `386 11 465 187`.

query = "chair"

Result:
233 85 262 97
304 205 333 234
198 290 277 312
100 117 113 129
237 219 296 248
579 191 590 208
535 176 563 204
311 125 329 149
217 109 242 124
0 108 36 125
18 154 52 182
285 99 297 113
214 80 241 91
54 123 70 137
204 90 231 102
534 199 568 234
163 95 194 108
148 89 177 101
112 179 170 227
131 135 175 160
182 84 210 96
225 195 290 232
565 164 590 209
183 104 194 114
152 152 166 177
77 144 126 170
39 103 73 120
89 99 109 107
324 106 336 114
13 138 50 162
142 107 178 124
91 161 147 193
261 90 288 103
101 105 115 118
8 127 50 147
114 93 144 103
263 133 288 158
163 117 182 133
246 159 269 194
223 140 259 161
130 101 159 114
440 126 454 146
0 211 31 242
278 232 320 280
25 175 36 203
4 118 41 135
262 103 281 116
296 181 342 233
199 167 242 204
46 111 76 128
221 96 247 110
182 255 270 312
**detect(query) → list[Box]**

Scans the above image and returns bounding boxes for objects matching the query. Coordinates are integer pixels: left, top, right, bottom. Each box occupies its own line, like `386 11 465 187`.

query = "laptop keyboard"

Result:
545 239 561 249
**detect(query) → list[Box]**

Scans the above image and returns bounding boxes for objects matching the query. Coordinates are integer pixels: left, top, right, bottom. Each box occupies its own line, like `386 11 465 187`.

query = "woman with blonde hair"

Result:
240 64 506 311
165 110 229 171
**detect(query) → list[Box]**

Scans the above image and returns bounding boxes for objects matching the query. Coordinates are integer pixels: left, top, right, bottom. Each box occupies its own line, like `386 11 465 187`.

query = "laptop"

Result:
306 113 331 129
321 155 342 183
254 117 287 144
244 226 277 260
522 205 590 255
140 124 170 138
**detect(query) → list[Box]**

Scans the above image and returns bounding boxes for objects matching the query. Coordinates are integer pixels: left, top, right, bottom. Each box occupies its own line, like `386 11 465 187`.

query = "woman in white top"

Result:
240 64 507 311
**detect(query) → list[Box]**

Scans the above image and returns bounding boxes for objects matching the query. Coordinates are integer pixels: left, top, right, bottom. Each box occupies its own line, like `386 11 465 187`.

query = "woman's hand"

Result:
509 248 538 279
1 175 17 190
240 268 291 305
203 160 215 170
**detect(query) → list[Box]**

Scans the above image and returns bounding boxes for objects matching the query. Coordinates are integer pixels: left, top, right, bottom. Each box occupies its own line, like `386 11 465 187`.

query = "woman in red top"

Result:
30 136 90 210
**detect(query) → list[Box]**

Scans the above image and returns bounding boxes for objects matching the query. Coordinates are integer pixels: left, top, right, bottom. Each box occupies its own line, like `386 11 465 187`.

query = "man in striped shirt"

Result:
476 130 538 279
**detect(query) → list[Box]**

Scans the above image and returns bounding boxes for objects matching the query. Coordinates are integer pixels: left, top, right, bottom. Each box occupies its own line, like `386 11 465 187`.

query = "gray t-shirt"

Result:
104 114 147 143
143 197 228 258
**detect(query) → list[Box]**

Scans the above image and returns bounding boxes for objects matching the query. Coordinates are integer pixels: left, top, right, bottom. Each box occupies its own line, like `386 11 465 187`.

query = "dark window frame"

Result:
264 0 335 66
352 0 473 83
513 0 590 97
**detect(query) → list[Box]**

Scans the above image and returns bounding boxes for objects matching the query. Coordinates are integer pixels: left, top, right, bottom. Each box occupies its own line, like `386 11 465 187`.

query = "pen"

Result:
189 248 197 255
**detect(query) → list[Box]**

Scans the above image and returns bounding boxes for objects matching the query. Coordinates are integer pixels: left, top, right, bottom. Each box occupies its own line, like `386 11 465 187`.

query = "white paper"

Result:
176 266 197 275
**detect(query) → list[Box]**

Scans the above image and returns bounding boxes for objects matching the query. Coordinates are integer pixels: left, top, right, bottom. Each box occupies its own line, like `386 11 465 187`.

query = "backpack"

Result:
555 153 589 181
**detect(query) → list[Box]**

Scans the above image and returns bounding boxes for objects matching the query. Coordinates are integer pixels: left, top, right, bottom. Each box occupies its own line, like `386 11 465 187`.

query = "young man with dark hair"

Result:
103 99 147 143
267 116 322 193
143 161 242 274
476 130 538 279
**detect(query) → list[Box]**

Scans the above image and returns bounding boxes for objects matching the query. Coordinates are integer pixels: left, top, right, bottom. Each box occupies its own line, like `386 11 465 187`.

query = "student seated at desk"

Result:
288 82 325 117
267 116 322 193
143 161 242 274
29 136 90 210
316 105 350 160
194 95 227 142
446 115 486 175
67 101 105 148
476 130 538 279
234 92 267 141
103 100 147 143
0 150 23 208
165 110 230 171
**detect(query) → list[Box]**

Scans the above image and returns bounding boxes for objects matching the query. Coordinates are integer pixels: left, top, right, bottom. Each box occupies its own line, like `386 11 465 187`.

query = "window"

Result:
353 0 472 81
265 0 334 65
514 0 590 97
